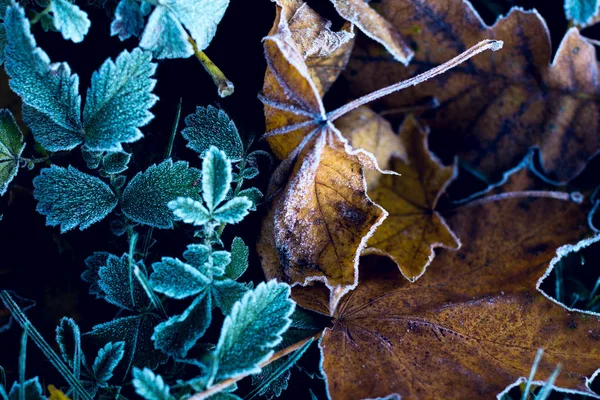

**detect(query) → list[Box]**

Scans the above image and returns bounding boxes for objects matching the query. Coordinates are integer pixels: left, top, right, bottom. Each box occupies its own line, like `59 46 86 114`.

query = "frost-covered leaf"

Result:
211 250 231 276
203 146 232 211
167 197 210 226
183 244 211 273
239 167 259 180
8 378 43 400
182 106 243 160
150 257 211 299
132 368 172 400
213 196 252 224
33 165 118 232
237 187 262 211
87 313 167 376
565 0 600 25
211 279 250 315
82 251 110 299
122 159 201 229
98 254 149 311
50 0 91 43
227 237 248 280
101 150 131 174
4 4 83 151
93 341 125 385
0 109 24 196
56 317 82 368
83 48 157 151
139 0 229 59
152 290 212 357
210 281 295 383
111 0 144 41
81 146 103 169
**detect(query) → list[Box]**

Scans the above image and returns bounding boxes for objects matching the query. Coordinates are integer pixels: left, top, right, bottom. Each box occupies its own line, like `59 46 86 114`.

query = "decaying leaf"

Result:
292 170 600 399
363 115 460 281
348 0 600 183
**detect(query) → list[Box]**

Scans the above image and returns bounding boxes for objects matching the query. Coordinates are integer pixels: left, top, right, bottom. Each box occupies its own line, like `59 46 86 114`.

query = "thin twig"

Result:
188 333 321 400
327 39 503 122
190 37 234 98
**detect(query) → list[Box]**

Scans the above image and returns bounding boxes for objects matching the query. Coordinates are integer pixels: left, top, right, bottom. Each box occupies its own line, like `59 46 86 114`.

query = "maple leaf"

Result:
362 115 460 282
258 0 501 308
347 0 600 184
291 170 600 399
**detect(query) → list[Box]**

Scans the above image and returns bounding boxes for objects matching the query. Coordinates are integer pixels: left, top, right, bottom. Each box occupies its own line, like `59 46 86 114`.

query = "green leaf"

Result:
139 0 229 59
211 279 250 315
111 0 144 41
237 188 262 211
92 341 125 385
240 167 259 180
565 0 600 25
167 197 210 226
33 165 118 232
211 251 231 277
183 244 211 274
227 237 248 280
132 368 172 400
101 150 131 174
203 146 232 211
49 0 90 43
98 254 149 311
55 317 82 369
150 257 211 299
87 314 167 376
0 110 24 196
122 159 202 229
82 252 110 299
182 106 243 160
152 290 212 357
213 196 252 224
4 4 83 151
210 281 295 384
83 48 157 151
81 146 103 169
8 378 44 400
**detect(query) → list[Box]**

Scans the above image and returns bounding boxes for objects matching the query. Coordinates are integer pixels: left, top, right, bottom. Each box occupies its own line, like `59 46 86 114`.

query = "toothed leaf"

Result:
0 110 24 196
8 378 43 400
565 0 600 25
150 257 211 299
98 254 149 311
227 237 248 280
213 196 252 224
167 197 210 226
111 0 144 40
203 146 232 211
102 150 131 174
93 341 125 385
82 252 110 299
49 0 90 43
182 106 243 160
81 146 103 169
139 6 191 59
211 279 250 315
132 368 172 400
55 317 82 368
211 250 231 277
183 244 211 274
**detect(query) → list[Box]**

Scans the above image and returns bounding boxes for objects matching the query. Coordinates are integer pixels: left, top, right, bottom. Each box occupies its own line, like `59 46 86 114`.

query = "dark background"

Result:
1 0 599 398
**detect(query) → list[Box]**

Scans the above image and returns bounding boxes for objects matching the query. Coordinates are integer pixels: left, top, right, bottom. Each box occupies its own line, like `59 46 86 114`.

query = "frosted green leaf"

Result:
210 281 295 384
183 244 211 274
102 150 131 174
132 368 172 400
111 0 144 41
98 254 149 311
213 196 252 224
122 159 202 229
56 317 82 369
8 378 43 400
203 146 232 211
49 0 90 43
150 257 211 299
237 188 262 211
83 48 157 151
87 313 167 375
82 252 110 299
211 279 250 315
565 0 600 25
167 197 210 226
227 237 248 280
33 165 118 232
4 4 83 151
139 6 191 59
240 167 259 180
0 110 24 196
211 251 231 277
139 0 229 59
93 341 125 385
182 106 243 160
81 146 103 169
152 290 212 357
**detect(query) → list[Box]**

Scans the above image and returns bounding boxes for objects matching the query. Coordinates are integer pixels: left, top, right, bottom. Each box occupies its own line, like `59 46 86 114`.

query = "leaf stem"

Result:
164 98 183 160
188 333 321 400
327 39 503 122
189 37 234 98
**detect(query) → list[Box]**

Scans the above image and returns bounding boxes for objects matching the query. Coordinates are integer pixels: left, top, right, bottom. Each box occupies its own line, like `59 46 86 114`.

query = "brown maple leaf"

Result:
362 115 460 281
259 0 502 308
292 169 599 399
347 0 600 184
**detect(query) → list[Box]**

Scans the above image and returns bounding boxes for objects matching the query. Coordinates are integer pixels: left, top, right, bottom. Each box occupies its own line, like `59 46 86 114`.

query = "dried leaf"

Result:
364 115 460 281
348 1 600 183
293 171 600 399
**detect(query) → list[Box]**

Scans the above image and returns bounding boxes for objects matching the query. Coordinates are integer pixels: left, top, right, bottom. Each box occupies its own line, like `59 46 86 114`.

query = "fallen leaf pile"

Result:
257 0 600 398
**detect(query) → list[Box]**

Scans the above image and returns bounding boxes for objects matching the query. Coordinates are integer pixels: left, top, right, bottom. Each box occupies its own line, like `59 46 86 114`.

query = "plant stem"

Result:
189 37 234 98
29 6 50 25
327 39 503 122
188 333 321 400
164 98 183 160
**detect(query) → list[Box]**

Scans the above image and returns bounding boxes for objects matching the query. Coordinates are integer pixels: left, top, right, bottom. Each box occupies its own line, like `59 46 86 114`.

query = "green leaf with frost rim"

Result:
0 110 24 196
139 6 191 59
98 254 149 312
4 4 83 151
213 196 252 224
121 159 201 229
8 377 44 400
50 0 90 43
227 237 248 280
93 341 125 385
83 48 157 151
150 257 211 299
132 368 172 400
203 146 232 211
33 165 117 232
111 0 144 41
102 150 131 174
168 197 210 226
210 280 295 384
182 106 243 160
565 0 600 25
